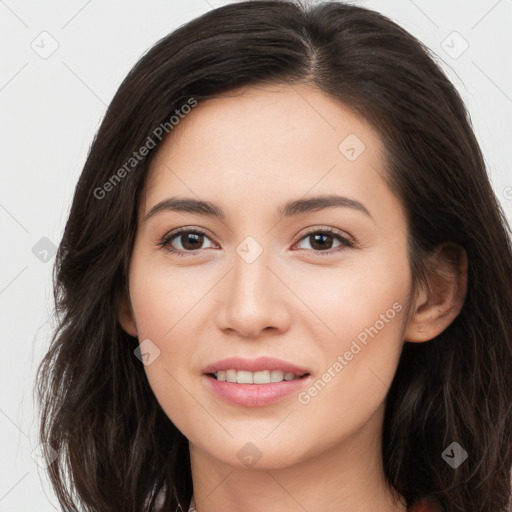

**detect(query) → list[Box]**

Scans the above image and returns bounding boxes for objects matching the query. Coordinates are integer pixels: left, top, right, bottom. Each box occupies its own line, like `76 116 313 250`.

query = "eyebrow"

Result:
145 194 373 221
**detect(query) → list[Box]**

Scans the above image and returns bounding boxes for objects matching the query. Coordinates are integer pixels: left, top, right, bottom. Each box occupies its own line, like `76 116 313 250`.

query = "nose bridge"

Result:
231 236 273 306
215 235 290 336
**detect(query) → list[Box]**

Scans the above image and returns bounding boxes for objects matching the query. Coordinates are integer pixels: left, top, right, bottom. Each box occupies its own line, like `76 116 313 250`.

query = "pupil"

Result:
183 233 202 250
311 233 332 250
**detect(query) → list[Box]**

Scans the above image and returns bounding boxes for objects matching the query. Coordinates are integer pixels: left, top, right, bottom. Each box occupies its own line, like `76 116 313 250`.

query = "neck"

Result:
188 403 406 512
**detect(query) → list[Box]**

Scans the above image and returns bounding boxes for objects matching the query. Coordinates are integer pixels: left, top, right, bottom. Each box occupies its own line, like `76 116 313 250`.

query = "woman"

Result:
36 1 512 511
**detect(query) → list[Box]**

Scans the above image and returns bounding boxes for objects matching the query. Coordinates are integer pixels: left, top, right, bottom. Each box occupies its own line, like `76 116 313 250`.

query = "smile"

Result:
210 369 308 384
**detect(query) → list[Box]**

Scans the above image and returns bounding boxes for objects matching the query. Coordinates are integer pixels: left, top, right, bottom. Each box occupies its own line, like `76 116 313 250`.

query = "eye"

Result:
293 227 355 255
159 228 216 256
159 226 356 257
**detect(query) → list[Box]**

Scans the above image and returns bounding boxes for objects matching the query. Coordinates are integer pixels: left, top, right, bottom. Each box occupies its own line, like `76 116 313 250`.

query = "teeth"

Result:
270 370 284 382
212 369 305 384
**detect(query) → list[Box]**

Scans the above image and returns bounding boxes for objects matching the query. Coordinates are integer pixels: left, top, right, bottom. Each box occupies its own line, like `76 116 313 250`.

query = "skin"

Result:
119 84 466 512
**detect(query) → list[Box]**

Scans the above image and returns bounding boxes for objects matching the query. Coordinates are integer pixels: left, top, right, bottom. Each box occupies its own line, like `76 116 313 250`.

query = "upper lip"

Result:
202 356 310 375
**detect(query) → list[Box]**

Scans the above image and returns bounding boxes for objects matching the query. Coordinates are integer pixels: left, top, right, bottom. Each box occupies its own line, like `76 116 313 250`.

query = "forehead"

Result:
143 84 391 219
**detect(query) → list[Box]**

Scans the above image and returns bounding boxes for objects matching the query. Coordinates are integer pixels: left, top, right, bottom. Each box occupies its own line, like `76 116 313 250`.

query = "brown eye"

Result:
294 228 355 254
177 232 204 251
308 233 336 250
160 229 215 255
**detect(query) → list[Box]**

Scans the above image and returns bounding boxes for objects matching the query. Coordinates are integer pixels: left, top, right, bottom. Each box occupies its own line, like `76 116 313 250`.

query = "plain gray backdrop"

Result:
1 0 511 510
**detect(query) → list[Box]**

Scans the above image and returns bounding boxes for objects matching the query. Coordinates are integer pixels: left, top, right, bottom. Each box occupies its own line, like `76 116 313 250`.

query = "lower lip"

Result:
203 374 310 407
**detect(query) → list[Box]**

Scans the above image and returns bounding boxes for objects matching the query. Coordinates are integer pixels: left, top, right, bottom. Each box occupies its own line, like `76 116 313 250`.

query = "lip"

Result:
203 374 311 407
202 356 310 375
201 356 311 408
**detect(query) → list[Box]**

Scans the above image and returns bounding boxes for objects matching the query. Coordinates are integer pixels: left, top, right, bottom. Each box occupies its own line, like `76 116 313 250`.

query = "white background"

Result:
1 0 511 510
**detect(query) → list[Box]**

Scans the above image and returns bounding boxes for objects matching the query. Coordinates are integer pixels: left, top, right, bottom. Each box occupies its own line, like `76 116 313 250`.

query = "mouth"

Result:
203 368 312 407
207 369 310 384
201 356 311 406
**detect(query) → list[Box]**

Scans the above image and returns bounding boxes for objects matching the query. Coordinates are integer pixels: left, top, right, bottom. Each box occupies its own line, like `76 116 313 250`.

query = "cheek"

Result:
289 253 410 419
128 244 212 339
287 249 411 349
127 258 201 429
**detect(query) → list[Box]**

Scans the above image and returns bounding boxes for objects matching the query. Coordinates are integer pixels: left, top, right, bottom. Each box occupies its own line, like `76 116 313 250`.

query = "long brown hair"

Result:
36 1 512 511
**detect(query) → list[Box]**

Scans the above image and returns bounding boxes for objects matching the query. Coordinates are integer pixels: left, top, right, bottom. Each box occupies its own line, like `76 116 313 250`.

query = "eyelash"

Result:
158 226 356 257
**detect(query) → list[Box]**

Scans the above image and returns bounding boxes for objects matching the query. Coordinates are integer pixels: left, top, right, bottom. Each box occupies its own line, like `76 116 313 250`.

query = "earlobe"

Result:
404 243 468 343
118 295 138 337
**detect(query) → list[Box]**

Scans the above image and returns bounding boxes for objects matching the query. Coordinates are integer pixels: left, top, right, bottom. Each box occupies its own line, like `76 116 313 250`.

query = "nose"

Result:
214 246 292 339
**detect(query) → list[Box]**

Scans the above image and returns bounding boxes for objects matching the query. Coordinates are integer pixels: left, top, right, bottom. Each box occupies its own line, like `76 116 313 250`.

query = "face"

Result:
122 84 414 470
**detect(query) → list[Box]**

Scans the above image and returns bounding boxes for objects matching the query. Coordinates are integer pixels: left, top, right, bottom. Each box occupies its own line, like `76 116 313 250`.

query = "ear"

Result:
118 293 138 337
404 243 468 342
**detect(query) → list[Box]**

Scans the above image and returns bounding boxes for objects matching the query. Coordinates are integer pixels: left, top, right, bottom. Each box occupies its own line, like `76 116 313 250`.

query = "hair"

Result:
35 1 512 511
